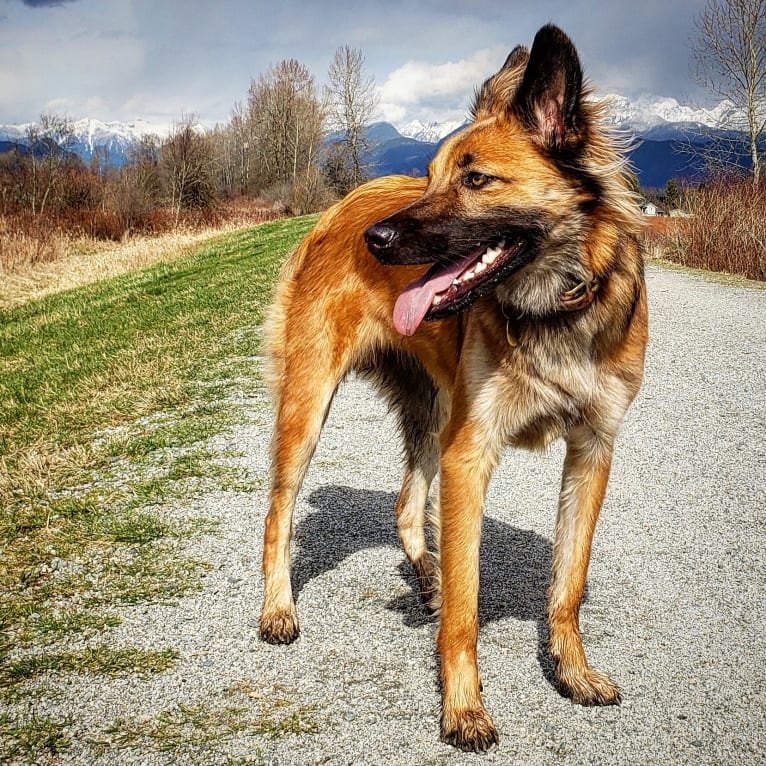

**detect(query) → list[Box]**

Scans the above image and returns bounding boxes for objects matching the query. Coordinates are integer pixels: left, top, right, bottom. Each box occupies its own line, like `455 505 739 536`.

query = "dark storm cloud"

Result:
20 0 78 7
545 0 707 100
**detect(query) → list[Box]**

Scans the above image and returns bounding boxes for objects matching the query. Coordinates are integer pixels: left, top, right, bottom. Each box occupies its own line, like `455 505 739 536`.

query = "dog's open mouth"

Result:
393 238 527 336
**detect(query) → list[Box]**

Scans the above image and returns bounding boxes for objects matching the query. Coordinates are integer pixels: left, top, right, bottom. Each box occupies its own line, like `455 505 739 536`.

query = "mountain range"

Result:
369 95 755 188
0 96 756 188
0 118 169 166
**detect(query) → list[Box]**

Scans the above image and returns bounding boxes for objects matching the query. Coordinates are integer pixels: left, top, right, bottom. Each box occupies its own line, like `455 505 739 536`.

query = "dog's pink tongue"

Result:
393 252 478 336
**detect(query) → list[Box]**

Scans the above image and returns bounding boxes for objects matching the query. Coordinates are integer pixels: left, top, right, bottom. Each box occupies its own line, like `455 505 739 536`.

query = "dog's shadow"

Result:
293 484 565 689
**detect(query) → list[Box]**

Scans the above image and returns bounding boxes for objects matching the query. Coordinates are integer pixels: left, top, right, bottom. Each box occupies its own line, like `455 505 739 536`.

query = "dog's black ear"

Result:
471 45 529 121
513 24 584 152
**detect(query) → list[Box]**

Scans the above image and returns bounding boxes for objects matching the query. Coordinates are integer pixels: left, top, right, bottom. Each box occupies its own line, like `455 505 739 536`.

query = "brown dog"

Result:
259 24 647 752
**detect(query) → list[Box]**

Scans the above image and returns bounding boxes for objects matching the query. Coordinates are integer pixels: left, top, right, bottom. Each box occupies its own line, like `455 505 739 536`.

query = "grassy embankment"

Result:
0 215 318 762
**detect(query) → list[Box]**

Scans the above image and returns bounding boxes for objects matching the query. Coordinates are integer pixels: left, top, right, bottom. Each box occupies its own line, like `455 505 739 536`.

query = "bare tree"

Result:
0 144 30 215
159 114 215 224
127 134 161 201
207 122 237 198
325 46 379 193
230 101 251 194
246 59 326 193
692 0 766 181
111 134 161 232
24 112 77 215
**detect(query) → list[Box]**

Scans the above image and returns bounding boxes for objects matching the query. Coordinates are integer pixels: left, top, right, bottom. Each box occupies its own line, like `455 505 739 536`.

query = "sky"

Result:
0 0 712 130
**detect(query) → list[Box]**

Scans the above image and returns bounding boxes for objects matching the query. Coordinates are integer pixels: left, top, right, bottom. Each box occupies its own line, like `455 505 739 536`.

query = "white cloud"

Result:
0 1 710 128
377 46 507 127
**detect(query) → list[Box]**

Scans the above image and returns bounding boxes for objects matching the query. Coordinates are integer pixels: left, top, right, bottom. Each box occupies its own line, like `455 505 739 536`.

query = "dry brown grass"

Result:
0 217 66 273
0 198 283 310
0 228 225 309
639 217 680 261
661 179 766 282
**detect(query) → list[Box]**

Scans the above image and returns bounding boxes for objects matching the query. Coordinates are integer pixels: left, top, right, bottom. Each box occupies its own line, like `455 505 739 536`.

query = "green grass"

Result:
0 712 73 760
1 216 316 459
0 215 317 763
94 682 318 758
1 646 179 688
0 215 315 636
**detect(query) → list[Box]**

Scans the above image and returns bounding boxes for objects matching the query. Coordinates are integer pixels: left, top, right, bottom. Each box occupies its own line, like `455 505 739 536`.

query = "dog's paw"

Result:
558 667 621 706
259 609 300 645
441 706 499 753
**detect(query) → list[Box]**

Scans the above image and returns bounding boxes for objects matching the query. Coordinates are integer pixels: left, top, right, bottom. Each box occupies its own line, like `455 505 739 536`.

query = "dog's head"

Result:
365 24 614 336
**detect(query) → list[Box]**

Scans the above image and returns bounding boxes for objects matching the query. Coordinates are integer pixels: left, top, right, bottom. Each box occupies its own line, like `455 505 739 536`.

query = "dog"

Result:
259 24 647 753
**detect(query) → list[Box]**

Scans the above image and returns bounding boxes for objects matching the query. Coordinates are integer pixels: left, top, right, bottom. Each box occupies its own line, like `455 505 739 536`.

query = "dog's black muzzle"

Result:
365 217 448 266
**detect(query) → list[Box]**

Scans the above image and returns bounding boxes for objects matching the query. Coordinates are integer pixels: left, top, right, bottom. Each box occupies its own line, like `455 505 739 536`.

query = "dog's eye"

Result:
465 171 491 189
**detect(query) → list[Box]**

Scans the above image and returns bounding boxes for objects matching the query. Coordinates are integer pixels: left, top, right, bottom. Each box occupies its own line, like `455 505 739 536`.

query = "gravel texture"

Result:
27 265 766 765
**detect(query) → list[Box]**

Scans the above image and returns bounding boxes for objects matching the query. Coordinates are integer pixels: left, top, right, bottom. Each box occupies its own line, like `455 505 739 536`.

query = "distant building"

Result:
640 202 667 217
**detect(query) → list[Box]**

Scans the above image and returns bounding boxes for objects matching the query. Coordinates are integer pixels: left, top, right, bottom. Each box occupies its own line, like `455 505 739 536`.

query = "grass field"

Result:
0 214 317 762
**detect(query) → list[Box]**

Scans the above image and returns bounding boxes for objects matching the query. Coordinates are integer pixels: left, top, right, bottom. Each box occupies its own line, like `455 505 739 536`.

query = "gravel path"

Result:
36 265 766 765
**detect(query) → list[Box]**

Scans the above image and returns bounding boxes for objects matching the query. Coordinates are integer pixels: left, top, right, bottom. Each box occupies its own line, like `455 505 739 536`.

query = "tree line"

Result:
0 46 378 239
1 0 763 244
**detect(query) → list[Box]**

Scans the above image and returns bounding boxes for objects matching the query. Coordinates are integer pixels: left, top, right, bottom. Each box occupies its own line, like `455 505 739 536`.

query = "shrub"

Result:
0 215 63 272
666 176 766 281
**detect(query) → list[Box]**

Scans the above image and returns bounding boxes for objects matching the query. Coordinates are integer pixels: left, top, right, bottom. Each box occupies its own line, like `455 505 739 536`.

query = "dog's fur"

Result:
259 25 647 752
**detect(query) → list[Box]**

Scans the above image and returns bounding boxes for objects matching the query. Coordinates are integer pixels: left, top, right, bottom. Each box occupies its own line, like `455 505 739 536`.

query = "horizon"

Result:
0 91 732 140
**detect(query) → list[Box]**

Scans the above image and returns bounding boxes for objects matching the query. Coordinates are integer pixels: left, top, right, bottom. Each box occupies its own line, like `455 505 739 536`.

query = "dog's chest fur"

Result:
464 309 627 451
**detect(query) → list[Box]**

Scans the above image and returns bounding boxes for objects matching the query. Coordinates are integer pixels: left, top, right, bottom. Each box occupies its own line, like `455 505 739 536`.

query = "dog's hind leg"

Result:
394 388 448 613
547 423 622 705
394 455 441 612
364 351 448 612
259 355 344 645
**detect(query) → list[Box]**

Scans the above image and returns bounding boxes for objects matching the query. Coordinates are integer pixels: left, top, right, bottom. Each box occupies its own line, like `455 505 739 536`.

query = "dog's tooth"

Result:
463 269 475 280
482 247 500 265
475 260 488 274
432 294 443 306
452 278 461 285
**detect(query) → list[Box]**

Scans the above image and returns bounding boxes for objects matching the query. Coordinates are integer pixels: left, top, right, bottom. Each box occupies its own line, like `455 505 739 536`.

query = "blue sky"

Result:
0 0 710 128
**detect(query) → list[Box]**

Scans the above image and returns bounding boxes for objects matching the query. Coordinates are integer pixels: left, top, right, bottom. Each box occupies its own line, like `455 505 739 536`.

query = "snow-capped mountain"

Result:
393 96 745 143
600 94 744 134
0 95 756 187
70 118 172 163
72 117 170 146
0 117 170 165
399 119 464 144
0 95 743 160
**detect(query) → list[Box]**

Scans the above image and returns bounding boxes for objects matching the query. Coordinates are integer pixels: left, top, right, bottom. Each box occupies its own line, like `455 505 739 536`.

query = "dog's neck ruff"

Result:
502 273 603 346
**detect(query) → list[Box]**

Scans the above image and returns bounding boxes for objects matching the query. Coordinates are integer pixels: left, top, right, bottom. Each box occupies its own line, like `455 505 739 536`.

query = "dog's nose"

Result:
364 222 398 255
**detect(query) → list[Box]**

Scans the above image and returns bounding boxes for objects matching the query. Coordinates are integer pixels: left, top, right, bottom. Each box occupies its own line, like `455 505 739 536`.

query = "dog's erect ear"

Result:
513 24 584 152
471 45 529 122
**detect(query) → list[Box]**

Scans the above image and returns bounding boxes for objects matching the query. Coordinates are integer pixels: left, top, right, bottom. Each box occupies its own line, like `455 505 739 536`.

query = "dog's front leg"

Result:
260 371 339 645
437 382 501 752
547 423 621 705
